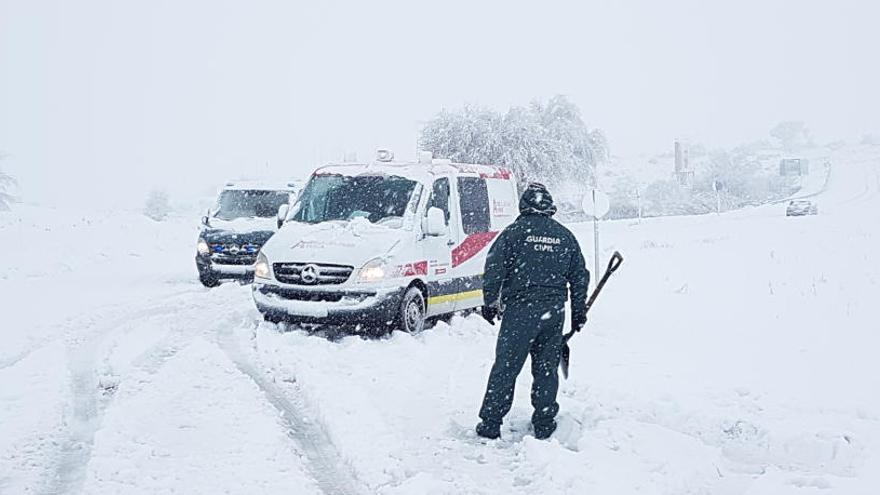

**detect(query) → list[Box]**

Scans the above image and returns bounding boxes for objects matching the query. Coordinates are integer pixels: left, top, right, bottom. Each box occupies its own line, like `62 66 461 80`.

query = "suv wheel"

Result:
262 312 284 324
397 286 426 333
199 270 220 288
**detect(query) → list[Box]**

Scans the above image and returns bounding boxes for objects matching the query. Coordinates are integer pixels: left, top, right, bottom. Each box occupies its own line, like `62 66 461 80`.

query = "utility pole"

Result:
592 189 600 282
635 187 642 224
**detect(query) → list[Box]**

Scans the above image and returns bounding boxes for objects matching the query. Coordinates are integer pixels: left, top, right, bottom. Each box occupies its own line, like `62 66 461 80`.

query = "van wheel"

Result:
397 287 426 333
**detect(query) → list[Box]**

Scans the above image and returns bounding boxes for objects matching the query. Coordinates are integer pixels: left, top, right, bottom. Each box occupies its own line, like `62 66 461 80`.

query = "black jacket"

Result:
483 213 590 321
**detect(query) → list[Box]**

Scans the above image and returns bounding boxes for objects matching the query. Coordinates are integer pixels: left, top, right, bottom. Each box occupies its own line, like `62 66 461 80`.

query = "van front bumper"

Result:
252 283 405 326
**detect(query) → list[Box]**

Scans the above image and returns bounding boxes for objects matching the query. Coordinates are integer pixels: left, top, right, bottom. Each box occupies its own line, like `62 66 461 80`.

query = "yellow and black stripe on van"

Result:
426 274 485 307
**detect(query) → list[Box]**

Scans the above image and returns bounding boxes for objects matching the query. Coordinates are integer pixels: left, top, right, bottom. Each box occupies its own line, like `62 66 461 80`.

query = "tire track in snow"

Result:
216 328 365 495
40 298 204 495
0 346 46 371
0 287 200 372
42 333 105 495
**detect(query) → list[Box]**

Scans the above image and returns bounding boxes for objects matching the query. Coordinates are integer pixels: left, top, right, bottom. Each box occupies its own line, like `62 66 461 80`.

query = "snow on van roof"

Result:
222 180 300 192
313 160 513 185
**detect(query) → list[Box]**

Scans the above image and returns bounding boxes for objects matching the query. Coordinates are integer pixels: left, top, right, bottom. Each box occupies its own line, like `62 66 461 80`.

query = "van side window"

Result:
457 177 491 234
428 178 451 225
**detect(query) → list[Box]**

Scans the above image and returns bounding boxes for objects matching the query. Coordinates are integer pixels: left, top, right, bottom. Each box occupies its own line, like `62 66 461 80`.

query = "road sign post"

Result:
712 180 724 215
582 189 610 285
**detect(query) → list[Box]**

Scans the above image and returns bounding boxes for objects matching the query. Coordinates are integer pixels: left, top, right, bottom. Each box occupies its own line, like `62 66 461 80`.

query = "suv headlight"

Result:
357 258 387 282
254 252 271 279
197 238 210 255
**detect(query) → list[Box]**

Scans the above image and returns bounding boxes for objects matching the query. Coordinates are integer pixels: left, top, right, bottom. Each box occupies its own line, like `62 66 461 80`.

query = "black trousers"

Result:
478 300 564 429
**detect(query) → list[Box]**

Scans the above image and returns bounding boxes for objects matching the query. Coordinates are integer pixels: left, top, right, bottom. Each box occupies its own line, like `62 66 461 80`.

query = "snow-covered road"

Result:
2 145 879 494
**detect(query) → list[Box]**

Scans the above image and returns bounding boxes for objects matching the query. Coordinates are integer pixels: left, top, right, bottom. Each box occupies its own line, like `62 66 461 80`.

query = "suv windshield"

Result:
292 174 418 226
215 190 290 220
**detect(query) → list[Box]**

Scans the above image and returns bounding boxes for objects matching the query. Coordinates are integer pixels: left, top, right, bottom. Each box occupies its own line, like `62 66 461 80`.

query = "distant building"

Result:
674 140 694 186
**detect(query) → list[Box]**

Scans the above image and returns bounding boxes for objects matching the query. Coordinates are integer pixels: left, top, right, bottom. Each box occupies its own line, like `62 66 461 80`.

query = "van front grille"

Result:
273 262 354 285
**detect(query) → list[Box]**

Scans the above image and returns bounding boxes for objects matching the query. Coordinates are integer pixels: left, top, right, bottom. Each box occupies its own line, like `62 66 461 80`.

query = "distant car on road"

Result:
786 200 818 216
196 182 299 287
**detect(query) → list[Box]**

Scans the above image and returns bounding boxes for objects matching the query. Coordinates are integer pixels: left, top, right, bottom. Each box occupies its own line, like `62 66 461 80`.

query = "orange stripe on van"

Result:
399 261 428 276
479 168 512 180
451 231 498 268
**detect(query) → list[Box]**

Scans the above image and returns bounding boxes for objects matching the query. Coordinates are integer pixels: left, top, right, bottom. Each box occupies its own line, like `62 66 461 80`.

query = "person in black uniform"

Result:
476 182 590 440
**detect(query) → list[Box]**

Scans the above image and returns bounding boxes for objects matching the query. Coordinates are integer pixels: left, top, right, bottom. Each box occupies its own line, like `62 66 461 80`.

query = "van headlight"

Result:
357 258 386 282
197 238 210 255
254 252 271 279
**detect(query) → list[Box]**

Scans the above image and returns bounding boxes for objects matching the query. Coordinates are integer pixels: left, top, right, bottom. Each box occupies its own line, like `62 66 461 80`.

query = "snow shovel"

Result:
560 251 624 379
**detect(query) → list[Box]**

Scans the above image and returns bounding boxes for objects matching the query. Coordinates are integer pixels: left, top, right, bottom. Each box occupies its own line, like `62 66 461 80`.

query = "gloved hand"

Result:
481 305 499 324
572 313 587 332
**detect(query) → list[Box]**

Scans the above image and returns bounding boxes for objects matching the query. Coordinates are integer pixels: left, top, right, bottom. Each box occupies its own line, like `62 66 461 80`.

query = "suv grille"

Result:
209 243 260 265
273 262 354 285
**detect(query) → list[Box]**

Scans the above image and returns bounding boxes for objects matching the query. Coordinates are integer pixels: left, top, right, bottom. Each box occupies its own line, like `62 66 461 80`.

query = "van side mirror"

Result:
276 204 289 230
425 207 447 236
201 208 213 227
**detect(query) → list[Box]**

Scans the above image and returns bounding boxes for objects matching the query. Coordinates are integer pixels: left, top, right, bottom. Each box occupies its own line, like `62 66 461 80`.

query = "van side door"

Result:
450 176 495 312
422 177 459 317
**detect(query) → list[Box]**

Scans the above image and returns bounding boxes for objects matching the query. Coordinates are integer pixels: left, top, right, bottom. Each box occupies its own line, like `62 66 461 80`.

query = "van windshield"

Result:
292 174 418 227
215 190 290 220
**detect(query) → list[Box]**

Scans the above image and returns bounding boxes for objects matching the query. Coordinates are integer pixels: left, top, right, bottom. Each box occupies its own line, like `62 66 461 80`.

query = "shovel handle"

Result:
606 251 624 275
584 251 623 314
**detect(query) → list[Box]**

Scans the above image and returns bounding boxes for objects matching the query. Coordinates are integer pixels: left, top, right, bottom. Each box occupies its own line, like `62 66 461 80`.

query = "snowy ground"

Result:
1 145 879 494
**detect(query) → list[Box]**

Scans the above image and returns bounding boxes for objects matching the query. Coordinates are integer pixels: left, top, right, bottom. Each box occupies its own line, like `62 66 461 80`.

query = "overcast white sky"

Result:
2 0 878 206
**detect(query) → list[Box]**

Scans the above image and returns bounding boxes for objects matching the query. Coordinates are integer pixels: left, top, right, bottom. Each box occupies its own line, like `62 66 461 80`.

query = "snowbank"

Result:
1 146 879 493
229 147 880 493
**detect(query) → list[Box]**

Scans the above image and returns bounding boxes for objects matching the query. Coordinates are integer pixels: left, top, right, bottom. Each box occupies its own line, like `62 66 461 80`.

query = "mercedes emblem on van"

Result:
300 264 320 284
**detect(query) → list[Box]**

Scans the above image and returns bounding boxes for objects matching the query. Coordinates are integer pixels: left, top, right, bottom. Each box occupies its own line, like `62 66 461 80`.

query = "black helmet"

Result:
519 182 557 217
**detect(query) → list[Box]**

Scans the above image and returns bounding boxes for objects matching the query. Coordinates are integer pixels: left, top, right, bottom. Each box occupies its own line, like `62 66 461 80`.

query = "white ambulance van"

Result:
252 150 519 333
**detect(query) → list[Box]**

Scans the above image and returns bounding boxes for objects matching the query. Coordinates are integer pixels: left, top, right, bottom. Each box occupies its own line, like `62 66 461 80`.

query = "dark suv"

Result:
196 182 297 287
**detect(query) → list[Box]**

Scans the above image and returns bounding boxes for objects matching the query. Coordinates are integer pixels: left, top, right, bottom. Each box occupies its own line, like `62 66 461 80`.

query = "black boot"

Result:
533 420 557 440
475 421 501 440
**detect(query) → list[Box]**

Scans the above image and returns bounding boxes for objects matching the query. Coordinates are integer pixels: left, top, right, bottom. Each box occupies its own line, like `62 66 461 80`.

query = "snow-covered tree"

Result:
0 156 15 211
418 105 505 167
642 179 706 217
529 96 599 193
641 148 798 217
419 96 607 207
770 121 812 151
144 188 171 221
696 153 758 199
588 129 610 164
606 174 640 220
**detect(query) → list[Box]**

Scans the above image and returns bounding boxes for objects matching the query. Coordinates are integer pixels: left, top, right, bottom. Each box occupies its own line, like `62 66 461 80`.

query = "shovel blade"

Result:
560 343 571 379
